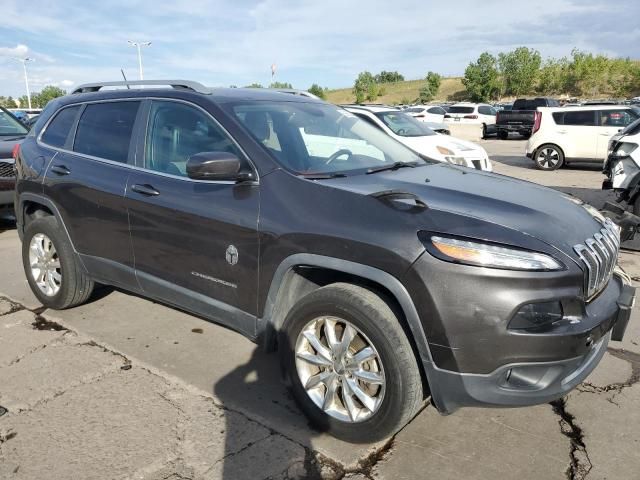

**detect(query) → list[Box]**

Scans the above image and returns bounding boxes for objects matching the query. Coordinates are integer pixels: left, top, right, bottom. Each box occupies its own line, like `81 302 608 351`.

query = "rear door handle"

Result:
51 165 71 176
131 184 160 196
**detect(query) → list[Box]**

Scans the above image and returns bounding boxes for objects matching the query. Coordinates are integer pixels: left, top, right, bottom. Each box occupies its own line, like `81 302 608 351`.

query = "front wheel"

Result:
280 283 424 442
534 144 564 170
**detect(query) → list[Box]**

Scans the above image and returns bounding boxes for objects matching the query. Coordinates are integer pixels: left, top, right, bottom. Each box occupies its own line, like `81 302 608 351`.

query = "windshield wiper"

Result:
366 162 417 175
298 172 347 180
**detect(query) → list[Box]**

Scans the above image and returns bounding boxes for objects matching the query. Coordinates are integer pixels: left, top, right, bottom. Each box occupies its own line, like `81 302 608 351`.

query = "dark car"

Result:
14 80 635 441
496 97 560 139
0 106 29 214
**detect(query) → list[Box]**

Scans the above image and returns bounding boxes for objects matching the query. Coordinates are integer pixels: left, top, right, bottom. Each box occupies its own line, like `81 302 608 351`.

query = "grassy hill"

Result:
324 77 467 105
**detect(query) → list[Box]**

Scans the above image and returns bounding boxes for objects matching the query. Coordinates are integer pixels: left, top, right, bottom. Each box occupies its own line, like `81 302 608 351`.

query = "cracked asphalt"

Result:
0 139 639 480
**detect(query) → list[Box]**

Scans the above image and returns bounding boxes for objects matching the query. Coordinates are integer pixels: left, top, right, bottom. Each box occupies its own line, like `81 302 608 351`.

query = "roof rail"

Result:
71 80 211 95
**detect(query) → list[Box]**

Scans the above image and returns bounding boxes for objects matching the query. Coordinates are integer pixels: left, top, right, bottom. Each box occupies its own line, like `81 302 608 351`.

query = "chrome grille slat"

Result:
574 218 620 300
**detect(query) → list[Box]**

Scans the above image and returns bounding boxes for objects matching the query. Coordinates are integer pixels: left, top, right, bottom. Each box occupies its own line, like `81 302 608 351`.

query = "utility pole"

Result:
13 57 34 109
127 41 152 80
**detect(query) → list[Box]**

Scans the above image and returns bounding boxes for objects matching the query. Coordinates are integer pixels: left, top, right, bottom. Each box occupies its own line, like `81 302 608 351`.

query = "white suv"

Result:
526 105 640 170
443 103 497 138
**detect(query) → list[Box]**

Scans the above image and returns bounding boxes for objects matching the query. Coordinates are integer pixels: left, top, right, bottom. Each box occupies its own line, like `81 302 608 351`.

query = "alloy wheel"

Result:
537 148 560 169
294 316 386 423
28 233 62 296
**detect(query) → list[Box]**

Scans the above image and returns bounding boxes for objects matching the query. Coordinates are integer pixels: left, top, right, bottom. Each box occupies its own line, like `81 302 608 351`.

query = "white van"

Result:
526 105 640 170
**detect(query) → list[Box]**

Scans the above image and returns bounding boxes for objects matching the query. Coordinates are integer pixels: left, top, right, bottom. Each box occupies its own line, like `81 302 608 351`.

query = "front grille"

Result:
471 159 483 170
574 218 620 300
0 161 15 178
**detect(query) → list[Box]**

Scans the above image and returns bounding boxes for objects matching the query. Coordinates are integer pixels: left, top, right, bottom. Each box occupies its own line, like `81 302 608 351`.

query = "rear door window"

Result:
478 106 495 116
41 105 81 148
561 110 596 126
73 101 140 163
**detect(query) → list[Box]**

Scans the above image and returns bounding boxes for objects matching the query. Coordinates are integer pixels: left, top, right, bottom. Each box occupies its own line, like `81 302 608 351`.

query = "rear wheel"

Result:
498 130 509 140
534 144 564 170
22 216 94 309
280 283 423 442
481 124 488 139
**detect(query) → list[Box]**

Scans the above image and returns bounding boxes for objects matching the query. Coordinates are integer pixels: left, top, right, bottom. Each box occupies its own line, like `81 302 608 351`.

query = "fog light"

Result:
509 301 563 331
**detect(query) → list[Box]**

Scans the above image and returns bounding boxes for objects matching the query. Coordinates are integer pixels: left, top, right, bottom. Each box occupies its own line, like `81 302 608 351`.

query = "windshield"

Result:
405 107 425 113
0 108 28 136
227 101 424 175
449 106 474 114
374 111 437 137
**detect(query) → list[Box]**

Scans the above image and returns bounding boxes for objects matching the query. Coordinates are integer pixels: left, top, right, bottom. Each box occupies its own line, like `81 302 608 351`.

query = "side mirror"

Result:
186 152 250 181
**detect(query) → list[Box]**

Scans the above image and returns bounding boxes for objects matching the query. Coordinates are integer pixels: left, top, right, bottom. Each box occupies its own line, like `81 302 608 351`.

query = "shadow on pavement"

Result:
213 346 325 480
0 215 16 233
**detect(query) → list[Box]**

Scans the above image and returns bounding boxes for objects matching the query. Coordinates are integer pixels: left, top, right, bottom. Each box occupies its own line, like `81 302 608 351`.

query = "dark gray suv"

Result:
13 80 635 441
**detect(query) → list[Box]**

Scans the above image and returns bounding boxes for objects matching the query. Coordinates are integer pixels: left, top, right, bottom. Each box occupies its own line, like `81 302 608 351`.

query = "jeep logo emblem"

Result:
225 245 239 265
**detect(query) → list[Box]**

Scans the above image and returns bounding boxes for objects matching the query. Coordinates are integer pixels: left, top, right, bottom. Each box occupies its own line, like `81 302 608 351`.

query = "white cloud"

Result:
0 44 30 58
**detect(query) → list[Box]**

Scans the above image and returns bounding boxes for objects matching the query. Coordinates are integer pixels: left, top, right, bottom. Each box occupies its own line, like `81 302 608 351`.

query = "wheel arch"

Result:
259 254 435 395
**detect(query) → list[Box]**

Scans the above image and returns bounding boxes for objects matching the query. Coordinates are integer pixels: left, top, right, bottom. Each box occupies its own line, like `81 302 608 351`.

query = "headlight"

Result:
436 146 455 155
611 142 638 157
428 235 564 271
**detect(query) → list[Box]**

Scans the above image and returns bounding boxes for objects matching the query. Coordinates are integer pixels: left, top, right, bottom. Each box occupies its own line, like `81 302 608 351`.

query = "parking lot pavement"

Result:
0 140 639 479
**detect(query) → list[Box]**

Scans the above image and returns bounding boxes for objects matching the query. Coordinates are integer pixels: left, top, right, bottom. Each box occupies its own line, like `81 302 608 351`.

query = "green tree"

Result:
567 49 610 96
32 85 66 108
419 71 442 103
245 83 263 88
536 57 569 95
463 52 501 102
498 47 541 96
307 84 326 99
269 81 293 89
353 71 378 103
374 71 404 83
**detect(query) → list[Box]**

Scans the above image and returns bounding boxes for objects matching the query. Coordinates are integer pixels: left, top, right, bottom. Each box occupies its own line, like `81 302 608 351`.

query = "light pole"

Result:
127 41 151 80
13 57 34 109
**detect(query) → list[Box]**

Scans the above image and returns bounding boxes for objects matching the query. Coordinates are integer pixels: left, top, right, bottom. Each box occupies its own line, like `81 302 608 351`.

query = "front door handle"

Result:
51 165 71 176
131 184 160 196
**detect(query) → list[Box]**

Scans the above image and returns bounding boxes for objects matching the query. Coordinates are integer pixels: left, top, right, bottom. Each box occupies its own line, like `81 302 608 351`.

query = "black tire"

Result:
279 283 423 442
534 144 564 170
498 130 509 140
22 216 94 309
481 124 487 139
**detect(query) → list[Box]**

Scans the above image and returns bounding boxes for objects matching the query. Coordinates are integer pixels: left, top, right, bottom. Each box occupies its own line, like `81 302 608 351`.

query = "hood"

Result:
321 163 602 256
0 136 24 160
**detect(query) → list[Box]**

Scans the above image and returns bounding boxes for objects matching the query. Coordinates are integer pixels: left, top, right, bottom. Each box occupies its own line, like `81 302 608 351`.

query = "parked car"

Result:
0 107 28 214
495 98 560 140
443 103 497 138
526 105 640 170
404 105 447 123
345 105 491 171
9 108 43 119
603 117 640 216
15 80 634 441
493 103 513 112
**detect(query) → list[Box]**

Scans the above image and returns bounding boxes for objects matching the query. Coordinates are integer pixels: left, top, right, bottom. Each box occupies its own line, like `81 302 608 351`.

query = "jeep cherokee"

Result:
14 80 635 442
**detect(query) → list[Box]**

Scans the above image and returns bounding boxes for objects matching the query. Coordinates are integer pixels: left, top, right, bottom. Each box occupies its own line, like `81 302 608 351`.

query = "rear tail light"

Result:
532 111 542 134
464 115 478 119
444 114 451 119
11 144 20 160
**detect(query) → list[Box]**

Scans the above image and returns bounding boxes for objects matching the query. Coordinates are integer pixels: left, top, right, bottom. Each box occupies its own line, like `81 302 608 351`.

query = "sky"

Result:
0 0 639 98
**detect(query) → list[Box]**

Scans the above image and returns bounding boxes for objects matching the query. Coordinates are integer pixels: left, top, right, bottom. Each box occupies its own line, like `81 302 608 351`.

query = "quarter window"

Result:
41 105 81 148
74 102 140 162
145 101 242 177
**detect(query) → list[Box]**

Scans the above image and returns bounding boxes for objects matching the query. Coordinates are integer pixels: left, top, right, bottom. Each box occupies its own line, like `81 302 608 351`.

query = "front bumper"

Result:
407 251 635 413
